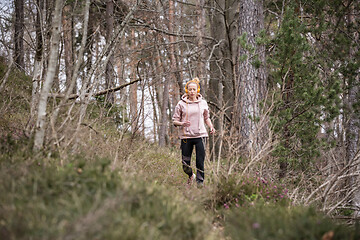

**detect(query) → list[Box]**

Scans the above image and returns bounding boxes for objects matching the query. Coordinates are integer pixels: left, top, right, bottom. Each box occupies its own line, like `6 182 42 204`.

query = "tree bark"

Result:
14 0 25 70
130 29 138 135
346 2 360 218
208 0 238 160
235 0 267 154
196 0 206 94
62 3 75 94
33 0 63 151
159 0 176 147
30 0 44 132
105 0 115 104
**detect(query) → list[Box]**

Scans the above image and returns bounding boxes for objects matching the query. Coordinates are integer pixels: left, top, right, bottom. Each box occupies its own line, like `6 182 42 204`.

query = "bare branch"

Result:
51 78 142 100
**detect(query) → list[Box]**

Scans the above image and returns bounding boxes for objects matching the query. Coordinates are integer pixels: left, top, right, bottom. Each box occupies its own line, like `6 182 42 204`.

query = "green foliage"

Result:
0 58 32 141
0 150 210 240
207 174 290 210
88 95 128 128
268 7 341 169
225 204 360 240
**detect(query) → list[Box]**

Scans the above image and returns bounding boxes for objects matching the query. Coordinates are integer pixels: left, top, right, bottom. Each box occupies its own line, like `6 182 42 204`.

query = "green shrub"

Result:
0 153 210 240
207 174 290 210
225 204 360 240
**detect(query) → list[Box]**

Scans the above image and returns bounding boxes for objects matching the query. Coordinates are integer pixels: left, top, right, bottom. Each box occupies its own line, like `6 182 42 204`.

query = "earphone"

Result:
185 77 200 93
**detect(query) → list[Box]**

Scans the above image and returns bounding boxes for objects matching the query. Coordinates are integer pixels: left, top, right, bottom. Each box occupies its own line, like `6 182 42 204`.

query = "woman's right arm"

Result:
173 121 183 126
173 120 190 127
172 103 190 127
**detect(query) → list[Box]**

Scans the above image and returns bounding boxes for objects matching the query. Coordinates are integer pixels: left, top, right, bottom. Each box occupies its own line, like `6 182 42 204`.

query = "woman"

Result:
172 78 215 187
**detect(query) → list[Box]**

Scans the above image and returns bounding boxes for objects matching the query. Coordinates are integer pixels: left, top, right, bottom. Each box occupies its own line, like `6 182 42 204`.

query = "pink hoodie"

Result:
172 94 209 139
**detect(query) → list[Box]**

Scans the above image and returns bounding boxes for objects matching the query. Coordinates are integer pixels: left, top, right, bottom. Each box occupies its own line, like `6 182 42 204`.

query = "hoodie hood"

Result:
181 94 203 104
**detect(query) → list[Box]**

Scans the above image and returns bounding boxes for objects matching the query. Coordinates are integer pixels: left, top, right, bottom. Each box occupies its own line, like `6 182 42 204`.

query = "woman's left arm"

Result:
205 118 215 134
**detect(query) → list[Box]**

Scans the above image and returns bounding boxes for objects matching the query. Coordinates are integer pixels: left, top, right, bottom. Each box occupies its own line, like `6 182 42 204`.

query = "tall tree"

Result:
62 1 75 93
14 0 24 69
159 0 175 147
130 29 138 135
208 0 238 160
196 0 206 94
345 1 360 217
31 0 44 119
33 0 63 151
268 6 342 178
235 0 267 154
105 0 115 104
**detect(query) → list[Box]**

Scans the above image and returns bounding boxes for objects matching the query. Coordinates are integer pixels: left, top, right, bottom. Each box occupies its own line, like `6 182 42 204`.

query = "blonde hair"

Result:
185 77 200 93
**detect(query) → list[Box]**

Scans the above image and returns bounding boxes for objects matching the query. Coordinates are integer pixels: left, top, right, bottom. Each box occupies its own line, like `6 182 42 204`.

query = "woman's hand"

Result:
182 120 191 127
205 119 215 134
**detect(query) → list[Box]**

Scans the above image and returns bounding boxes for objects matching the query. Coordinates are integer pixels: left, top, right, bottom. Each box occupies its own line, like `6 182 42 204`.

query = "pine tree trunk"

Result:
33 0 63 151
236 0 267 154
159 0 176 147
105 0 115 104
196 0 206 94
346 3 360 218
62 3 75 94
208 0 224 161
130 29 138 135
14 0 24 69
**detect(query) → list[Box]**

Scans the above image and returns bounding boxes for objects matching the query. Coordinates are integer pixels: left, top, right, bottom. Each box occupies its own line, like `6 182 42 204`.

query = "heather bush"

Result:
207 173 290 210
0 150 211 240
225 204 360 240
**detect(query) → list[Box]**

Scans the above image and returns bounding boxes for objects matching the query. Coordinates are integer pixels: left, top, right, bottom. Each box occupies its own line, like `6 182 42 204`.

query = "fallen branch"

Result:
51 78 141 100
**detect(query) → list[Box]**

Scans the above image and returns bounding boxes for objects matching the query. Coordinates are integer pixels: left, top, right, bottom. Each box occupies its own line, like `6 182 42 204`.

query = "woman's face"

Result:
187 83 198 97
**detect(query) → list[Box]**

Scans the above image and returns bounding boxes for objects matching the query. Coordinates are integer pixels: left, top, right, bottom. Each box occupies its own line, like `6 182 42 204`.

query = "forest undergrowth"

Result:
1 62 360 239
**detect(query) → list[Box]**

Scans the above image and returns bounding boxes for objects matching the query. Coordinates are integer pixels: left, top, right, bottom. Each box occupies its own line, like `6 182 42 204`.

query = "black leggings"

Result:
181 137 206 183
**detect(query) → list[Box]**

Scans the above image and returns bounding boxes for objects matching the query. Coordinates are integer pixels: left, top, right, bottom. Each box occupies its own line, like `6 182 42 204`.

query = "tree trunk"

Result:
130 29 138 135
236 0 267 154
208 0 224 161
105 0 115 104
346 2 360 218
196 0 206 94
30 0 44 132
159 0 176 147
62 3 75 94
33 0 63 151
14 0 25 70
208 0 238 160
159 74 170 147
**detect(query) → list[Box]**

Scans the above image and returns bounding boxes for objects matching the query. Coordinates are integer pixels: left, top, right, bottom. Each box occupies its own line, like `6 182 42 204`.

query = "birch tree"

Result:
30 0 44 120
33 0 63 151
